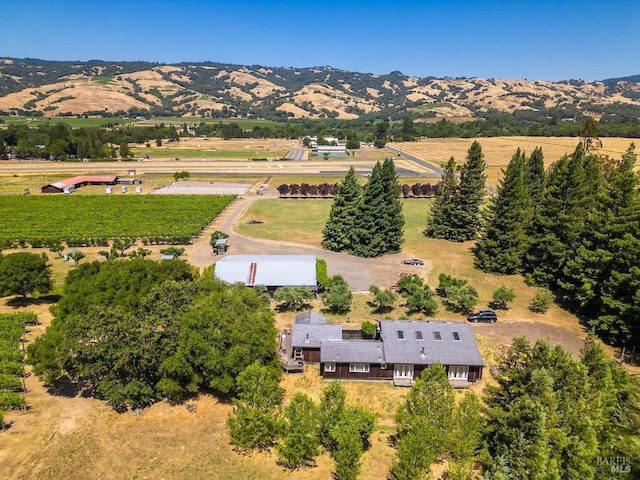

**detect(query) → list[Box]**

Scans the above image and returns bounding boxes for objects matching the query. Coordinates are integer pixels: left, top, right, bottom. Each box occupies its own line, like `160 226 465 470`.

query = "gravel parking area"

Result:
153 181 253 195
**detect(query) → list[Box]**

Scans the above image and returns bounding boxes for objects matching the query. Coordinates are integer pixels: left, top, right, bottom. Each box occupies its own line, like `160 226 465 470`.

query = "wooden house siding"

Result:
322 362 483 385
302 348 321 363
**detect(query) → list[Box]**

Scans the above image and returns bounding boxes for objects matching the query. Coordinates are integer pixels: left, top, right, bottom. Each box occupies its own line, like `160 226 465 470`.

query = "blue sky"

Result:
2 0 638 81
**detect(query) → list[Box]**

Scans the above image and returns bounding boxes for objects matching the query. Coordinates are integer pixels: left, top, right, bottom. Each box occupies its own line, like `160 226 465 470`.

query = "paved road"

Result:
385 145 445 177
285 149 306 161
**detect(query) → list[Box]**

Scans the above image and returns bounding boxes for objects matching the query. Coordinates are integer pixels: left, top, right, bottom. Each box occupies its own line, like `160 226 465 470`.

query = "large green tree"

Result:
322 166 362 252
391 363 455 480
380 157 405 253
0 252 52 298
424 156 458 239
450 140 487 241
474 148 533 274
28 260 280 409
425 141 487 241
483 336 631 479
350 161 387 257
277 393 320 469
227 362 284 451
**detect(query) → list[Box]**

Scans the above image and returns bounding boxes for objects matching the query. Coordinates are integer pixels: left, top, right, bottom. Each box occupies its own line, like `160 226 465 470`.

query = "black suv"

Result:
402 258 424 266
467 310 498 323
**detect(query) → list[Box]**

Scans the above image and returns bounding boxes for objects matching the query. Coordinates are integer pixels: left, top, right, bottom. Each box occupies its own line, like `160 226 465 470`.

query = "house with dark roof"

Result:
287 318 484 388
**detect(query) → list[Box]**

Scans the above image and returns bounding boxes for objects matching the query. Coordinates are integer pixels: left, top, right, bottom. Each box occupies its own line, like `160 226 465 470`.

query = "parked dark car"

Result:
467 310 498 323
402 258 424 266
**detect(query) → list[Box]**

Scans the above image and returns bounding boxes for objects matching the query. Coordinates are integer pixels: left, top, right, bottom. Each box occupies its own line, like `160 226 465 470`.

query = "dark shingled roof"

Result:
291 324 342 349
295 311 327 325
378 320 484 366
320 340 385 363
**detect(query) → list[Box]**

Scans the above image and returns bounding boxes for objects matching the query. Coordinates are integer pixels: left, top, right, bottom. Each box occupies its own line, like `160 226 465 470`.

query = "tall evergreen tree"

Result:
424 156 458 239
322 166 362 252
350 162 387 257
475 148 532 274
380 157 405 253
527 146 546 210
524 143 602 288
484 337 601 480
450 140 487 241
590 144 640 344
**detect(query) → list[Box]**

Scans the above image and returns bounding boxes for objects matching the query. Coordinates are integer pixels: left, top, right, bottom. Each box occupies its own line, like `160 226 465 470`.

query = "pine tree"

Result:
450 140 487 241
527 146 546 210
590 144 640 344
424 156 458 239
524 143 602 288
380 157 405 253
322 166 363 252
475 148 532 274
350 162 387 257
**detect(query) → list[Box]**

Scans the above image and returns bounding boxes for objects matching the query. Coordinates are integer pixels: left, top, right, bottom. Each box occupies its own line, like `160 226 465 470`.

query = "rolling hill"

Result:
1 57 639 122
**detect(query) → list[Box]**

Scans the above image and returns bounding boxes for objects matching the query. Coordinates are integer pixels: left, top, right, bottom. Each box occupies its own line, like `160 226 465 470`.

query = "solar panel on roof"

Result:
415 331 423 340
397 330 404 339
453 331 461 341
433 331 442 341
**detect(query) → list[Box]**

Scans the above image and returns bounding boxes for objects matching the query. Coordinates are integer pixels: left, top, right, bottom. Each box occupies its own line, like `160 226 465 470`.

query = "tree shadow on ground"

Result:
5 294 61 309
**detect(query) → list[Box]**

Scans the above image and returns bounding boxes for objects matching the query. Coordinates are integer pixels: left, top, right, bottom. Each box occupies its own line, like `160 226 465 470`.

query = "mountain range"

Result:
1 57 639 122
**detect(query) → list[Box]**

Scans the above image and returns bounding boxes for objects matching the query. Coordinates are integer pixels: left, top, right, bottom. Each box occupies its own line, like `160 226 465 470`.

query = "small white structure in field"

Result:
106 187 113 194
121 185 127 193
135 187 142 194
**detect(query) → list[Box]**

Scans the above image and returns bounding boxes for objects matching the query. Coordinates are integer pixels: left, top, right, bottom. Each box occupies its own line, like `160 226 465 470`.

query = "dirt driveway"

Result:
186 195 427 291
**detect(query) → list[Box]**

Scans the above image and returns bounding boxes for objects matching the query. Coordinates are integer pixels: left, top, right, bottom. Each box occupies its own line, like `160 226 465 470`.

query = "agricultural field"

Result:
0 313 33 416
130 137 297 160
390 136 638 186
0 195 235 245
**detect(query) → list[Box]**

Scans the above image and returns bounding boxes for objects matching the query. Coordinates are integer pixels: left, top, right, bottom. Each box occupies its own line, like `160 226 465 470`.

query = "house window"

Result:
452 331 461 341
448 365 469 380
415 331 423 340
394 364 414 379
349 363 370 373
324 362 336 373
433 331 442 341
397 330 404 340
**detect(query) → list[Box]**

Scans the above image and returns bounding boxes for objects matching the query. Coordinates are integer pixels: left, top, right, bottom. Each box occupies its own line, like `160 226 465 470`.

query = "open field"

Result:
0 195 235 242
130 137 297 159
390 136 638 186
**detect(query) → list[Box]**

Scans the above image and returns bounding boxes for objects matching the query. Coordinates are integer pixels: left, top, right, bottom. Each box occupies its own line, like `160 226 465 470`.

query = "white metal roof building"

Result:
214 255 317 290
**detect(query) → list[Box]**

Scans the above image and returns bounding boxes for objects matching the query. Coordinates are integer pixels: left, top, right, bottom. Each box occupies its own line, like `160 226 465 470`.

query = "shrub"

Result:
491 286 516 310
529 289 554 313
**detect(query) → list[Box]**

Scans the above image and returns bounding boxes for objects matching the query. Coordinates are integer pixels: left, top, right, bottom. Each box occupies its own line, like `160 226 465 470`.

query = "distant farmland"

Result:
0 195 235 244
390 137 637 186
